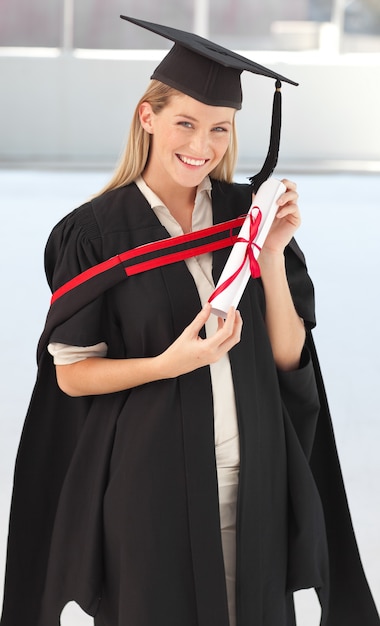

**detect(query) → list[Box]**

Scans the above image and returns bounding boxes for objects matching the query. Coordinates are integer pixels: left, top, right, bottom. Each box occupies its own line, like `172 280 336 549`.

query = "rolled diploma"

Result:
210 177 286 317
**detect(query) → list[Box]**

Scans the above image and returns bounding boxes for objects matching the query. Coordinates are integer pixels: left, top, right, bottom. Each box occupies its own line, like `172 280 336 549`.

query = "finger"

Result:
276 203 300 219
186 302 212 336
278 180 298 206
215 310 231 336
219 306 237 334
277 190 299 207
218 310 243 351
215 308 241 341
198 309 242 363
204 307 237 349
281 178 297 191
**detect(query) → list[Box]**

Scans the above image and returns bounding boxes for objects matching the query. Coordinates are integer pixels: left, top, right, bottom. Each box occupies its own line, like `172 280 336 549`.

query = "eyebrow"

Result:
175 114 232 125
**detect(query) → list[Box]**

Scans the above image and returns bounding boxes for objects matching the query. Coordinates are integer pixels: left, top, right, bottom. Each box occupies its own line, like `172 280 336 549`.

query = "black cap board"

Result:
120 15 299 190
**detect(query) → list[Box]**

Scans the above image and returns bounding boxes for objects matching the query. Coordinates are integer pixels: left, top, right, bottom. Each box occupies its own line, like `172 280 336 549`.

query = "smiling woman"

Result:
1 14 379 626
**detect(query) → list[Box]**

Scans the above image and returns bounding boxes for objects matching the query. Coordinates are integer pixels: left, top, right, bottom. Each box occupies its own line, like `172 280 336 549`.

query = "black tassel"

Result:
249 79 282 193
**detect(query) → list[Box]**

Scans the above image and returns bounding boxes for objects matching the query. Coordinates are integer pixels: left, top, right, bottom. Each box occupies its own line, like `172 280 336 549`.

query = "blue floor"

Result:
0 168 379 624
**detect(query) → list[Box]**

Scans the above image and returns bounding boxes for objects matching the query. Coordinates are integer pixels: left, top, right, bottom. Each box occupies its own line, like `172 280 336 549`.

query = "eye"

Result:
178 121 193 129
212 126 229 133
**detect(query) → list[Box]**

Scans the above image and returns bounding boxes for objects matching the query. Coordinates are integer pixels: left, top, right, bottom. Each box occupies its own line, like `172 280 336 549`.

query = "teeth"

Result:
179 155 206 166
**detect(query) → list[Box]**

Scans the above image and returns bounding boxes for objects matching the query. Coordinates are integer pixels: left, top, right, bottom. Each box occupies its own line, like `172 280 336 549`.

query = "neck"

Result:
142 172 198 234
142 172 196 208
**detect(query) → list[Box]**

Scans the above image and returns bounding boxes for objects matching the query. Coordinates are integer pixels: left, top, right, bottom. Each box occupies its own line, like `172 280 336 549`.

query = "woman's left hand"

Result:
259 179 300 256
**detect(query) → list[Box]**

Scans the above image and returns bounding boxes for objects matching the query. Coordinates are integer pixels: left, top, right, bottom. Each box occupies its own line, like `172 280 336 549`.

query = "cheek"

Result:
213 135 231 158
162 129 185 152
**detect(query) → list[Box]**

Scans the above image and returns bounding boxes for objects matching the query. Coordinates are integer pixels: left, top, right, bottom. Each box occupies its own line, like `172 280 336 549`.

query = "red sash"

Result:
51 216 246 304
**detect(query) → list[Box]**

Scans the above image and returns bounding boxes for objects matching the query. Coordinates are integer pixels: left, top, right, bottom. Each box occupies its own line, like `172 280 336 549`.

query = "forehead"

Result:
164 92 236 121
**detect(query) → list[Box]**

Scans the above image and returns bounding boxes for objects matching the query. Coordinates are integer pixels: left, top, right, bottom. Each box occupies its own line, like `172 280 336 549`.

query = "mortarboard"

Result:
120 15 299 191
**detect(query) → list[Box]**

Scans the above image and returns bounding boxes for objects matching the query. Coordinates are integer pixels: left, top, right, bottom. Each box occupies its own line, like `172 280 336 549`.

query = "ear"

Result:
139 101 154 134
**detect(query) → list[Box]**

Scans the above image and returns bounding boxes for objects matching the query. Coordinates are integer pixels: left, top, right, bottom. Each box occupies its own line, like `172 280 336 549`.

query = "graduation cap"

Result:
120 15 299 191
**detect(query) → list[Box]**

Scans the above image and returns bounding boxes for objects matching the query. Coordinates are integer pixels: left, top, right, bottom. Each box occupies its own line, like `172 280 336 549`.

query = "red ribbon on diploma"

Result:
209 208 262 304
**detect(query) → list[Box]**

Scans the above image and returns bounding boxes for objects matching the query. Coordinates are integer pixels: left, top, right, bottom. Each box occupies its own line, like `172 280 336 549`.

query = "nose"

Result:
189 129 209 156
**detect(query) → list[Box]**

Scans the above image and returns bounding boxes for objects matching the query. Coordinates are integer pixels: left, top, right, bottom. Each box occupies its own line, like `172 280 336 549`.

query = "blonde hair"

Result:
96 80 238 197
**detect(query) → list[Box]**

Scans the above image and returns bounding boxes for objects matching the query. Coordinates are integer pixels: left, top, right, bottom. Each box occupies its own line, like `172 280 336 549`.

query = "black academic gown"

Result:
1 180 379 626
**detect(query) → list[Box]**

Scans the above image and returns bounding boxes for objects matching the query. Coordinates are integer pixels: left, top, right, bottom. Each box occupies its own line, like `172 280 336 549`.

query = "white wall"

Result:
1 52 380 169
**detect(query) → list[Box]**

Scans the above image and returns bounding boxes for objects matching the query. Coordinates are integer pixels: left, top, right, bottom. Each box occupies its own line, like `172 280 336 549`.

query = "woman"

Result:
1 16 379 626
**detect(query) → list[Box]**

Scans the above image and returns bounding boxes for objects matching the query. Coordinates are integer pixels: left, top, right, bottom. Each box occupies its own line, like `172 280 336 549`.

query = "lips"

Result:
177 154 208 167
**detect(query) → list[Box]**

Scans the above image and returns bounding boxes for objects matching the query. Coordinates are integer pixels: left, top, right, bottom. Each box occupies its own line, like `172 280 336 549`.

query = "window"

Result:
73 0 193 49
0 0 63 47
1 0 379 53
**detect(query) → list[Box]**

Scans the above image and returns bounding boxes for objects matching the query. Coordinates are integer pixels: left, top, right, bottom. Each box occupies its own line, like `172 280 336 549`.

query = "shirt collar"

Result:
135 175 212 210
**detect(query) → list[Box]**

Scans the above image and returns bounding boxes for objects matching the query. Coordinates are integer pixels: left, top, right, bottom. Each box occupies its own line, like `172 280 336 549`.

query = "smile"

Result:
177 155 208 167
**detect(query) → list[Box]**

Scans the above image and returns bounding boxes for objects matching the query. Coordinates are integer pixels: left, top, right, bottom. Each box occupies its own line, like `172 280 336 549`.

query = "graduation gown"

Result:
1 180 379 626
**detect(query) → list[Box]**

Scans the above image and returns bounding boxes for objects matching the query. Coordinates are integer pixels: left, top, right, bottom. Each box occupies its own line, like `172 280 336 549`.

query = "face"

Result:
139 93 235 191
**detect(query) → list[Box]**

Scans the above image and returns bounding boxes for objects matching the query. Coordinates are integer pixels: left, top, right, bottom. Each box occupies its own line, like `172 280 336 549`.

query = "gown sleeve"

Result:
43 202 107 348
277 348 320 461
285 237 316 329
274 237 320 458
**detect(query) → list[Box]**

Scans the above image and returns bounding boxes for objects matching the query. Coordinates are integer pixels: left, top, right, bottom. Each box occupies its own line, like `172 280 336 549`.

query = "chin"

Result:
177 168 212 187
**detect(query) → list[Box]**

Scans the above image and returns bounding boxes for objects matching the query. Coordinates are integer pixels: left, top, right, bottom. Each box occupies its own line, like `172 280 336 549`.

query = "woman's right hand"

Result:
56 304 242 397
158 302 242 378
